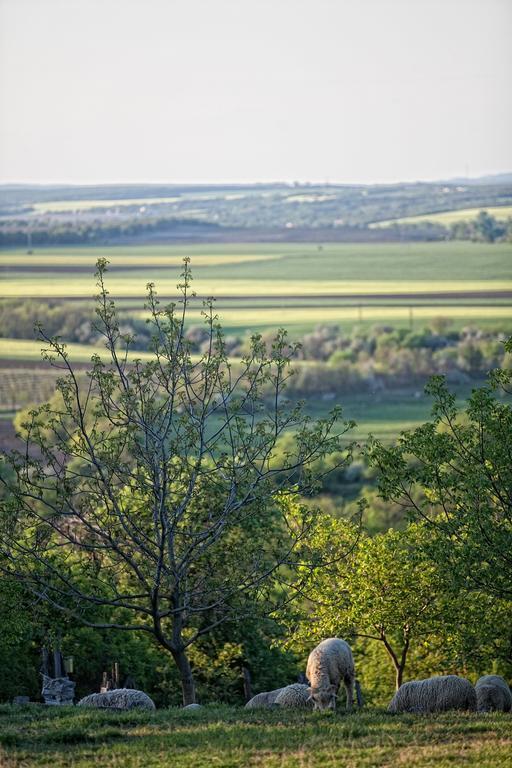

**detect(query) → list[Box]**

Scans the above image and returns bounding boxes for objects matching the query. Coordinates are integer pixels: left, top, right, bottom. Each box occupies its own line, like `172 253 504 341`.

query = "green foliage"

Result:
366 360 512 600
290 519 455 691
0 258 353 704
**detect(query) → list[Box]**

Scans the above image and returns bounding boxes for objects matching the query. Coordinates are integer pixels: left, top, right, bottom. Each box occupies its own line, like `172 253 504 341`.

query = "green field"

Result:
32 196 181 212
0 705 510 768
371 204 512 228
0 241 512 284
1 241 509 441
1 242 510 334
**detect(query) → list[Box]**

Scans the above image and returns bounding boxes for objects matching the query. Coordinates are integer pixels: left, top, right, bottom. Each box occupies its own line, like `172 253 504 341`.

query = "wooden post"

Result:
242 666 252 703
41 647 49 677
53 648 63 678
112 662 120 689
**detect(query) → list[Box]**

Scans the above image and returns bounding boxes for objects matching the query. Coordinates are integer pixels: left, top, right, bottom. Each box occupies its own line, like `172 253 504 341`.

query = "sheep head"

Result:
307 685 337 711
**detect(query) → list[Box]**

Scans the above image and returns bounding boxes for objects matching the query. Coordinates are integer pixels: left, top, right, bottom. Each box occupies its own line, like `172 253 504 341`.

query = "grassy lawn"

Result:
0 704 510 768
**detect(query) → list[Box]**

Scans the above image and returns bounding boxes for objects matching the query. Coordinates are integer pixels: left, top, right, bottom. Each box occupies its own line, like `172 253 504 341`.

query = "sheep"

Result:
77 688 156 711
306 638 355 711
475 675 512 712
274 684 313 709
245 687 286 709
388 675 477 714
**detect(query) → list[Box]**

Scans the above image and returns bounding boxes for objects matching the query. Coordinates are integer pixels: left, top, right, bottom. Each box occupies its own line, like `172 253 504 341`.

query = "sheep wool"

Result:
77 688 156 711
244 687 286 709
274 684 313 709
475 675 512 712
306 638 355 711
388 675 477 714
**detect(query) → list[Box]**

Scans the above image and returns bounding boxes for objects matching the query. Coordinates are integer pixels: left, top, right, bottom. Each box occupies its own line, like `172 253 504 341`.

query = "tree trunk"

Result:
171 647 196 705
381 634 408 691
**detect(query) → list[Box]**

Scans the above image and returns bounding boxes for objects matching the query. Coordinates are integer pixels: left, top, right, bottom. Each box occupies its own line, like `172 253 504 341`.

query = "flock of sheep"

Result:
76 637 512 714
245 638 512 715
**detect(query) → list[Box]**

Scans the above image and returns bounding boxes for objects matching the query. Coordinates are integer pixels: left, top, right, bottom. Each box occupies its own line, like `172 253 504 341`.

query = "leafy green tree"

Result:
0 259 354 705
366 338 512 601
473 211 503 243
291 518 452 689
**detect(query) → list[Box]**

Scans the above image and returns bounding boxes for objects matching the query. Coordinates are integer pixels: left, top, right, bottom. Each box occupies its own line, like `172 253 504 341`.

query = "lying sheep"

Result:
245 687 286 709
306 637 355 711
475 675 512 712
77 688 156 711
274 684 313 709
388 675 476 714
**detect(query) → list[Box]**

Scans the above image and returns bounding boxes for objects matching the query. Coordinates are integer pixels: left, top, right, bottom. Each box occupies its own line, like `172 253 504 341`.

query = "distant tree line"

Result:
383 211 512 243
0 216 220 247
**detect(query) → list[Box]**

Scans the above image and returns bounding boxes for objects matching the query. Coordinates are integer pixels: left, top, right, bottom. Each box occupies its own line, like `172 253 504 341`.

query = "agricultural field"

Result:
371 204 512 228
0 240 509 442
1 241 510 315
31 196 182 212
0 704 510 768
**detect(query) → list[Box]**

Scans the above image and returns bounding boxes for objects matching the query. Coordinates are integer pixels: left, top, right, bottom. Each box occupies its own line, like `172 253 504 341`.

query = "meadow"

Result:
371 204 512 227
1 242 510 332
0 704 510 768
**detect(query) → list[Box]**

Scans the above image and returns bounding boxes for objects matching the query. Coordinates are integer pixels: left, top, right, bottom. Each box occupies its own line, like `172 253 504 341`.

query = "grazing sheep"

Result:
388 675 476 714
77 688 156 711
306 638 355 711
475 675 512 712
274 684 313 709
245 687 286 709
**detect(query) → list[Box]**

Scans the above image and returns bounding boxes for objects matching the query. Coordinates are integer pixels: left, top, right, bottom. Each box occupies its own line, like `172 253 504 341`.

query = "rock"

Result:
13 696 30 705
42 675 75 706
183 703 202 710
77 688 155 711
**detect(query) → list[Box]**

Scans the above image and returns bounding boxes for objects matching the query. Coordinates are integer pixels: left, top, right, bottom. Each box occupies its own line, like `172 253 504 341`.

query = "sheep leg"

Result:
344 673 354 711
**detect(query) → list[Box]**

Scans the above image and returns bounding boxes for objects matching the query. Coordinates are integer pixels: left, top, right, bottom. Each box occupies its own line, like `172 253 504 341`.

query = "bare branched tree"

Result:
0 258 354 704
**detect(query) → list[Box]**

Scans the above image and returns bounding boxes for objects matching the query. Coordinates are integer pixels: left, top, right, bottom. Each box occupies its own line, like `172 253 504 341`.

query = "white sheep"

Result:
388 675 476 714
244 687 286 709
306 638 355 711
77 688 156 711
475 675 512 712
274 684 313 709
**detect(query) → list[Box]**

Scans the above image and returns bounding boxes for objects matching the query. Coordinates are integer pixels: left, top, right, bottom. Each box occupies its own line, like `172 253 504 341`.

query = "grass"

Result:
0 704 510 768
3 277 510 299
1 241 511 285
0 339 157 364
1 243 510 336
371 204 512 227
32 197 182 212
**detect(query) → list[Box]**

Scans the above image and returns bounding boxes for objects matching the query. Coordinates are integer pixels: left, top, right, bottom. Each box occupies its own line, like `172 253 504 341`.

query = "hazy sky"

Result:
0 0 511 185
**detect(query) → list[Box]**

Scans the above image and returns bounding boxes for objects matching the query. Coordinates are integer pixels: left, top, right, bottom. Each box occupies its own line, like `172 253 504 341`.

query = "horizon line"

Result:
1 172 511 189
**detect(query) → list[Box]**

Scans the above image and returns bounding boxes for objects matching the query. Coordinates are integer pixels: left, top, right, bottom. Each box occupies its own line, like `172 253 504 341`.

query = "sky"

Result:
0 0 511 186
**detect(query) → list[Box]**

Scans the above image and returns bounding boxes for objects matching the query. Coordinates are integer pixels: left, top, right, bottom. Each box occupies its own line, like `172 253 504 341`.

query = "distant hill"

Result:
1 177 511 246
443 173 512 186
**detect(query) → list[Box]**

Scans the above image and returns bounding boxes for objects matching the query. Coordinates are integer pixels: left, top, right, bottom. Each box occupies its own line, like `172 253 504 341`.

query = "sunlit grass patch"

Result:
0 705 510 768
